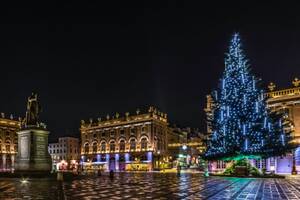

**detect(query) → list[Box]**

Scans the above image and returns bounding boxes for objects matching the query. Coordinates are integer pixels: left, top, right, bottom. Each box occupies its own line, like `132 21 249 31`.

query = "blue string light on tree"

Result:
204 33 292 160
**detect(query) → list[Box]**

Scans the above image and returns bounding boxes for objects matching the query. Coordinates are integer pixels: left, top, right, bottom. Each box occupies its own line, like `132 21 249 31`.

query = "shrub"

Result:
222 159 261 176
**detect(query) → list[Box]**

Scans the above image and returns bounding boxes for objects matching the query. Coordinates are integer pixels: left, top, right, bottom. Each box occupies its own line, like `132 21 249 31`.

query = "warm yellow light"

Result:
20 178 29 184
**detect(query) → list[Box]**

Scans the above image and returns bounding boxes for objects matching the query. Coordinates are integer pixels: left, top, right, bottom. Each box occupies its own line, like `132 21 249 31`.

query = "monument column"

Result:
15 93 52 173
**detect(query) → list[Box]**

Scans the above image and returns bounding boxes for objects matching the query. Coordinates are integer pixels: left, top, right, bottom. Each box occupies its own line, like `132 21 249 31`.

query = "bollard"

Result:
177 165 181 176
109 169 114 179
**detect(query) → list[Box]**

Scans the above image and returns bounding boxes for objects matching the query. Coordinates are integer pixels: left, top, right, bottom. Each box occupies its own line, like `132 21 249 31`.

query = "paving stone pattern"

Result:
1 173 300 199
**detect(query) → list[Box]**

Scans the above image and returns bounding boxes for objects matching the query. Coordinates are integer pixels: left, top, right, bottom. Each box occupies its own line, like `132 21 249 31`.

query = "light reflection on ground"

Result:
1 173 300 199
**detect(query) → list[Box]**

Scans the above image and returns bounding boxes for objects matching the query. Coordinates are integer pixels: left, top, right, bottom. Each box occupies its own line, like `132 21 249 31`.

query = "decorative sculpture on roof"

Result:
268 82 276 91
292 77 300 87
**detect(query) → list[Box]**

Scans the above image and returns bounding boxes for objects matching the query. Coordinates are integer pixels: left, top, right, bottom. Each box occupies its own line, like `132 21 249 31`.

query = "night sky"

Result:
1 2 300 141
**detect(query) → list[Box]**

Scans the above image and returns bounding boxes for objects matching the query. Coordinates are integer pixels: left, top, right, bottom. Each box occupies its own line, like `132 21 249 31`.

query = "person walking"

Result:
109 169 114 179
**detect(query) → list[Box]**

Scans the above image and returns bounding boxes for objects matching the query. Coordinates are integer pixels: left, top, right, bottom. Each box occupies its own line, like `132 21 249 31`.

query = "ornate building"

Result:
265 78 300 174
80 107 170 172
168 126 205 168
205 78 300 174
0 113 21 172
48 137 80 171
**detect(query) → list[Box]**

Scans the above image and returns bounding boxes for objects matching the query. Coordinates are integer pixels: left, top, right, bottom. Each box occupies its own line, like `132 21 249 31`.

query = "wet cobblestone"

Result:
1 173 300 199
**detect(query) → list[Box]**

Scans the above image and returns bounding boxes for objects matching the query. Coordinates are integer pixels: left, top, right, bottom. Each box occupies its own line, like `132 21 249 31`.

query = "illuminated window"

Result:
261 159 267 169
119 140 125 151
5 142 10 152
217 160 226 169
255 159 267 169
92 142 97 153
255 159 260 169
141 138 147 150
110 141 115 152
101 155 106 162
84 143 89 154
130 139 136 150
101 142 106 152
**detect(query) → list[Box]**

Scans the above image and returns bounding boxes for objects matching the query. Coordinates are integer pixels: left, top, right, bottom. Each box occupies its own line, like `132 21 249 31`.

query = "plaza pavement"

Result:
1 173 300 199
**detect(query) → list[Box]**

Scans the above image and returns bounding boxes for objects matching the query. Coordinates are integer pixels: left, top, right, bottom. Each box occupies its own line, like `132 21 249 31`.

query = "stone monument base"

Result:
15 128 52 173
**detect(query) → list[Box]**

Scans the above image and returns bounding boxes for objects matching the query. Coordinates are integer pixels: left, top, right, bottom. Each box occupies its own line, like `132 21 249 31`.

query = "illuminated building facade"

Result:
168 126 205 168
0 113 21 172
205 78 300 174
80 107 169 172
48 137 80 171
265 78 300 174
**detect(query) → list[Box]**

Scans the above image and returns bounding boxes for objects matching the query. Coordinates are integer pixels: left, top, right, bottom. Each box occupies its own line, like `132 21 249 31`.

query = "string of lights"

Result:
205 33 292 160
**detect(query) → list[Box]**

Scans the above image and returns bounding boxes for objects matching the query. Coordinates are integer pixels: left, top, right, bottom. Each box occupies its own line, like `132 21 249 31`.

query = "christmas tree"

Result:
204 33 292 160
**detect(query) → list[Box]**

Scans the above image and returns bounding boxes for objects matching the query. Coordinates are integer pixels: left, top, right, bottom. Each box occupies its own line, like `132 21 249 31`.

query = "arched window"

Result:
101 142 106 152
5 141 10 153
110 141 115 152
141 138 147 150
130 139 136 151
119 140 125 151
84 143 89 154
92 142 97 153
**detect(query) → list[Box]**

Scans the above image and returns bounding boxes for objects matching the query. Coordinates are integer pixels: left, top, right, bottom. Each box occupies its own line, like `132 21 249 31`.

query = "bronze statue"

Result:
25 92 41 126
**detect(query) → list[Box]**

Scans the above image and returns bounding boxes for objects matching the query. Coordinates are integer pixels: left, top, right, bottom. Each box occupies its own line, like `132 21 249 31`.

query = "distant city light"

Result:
182 145 187 150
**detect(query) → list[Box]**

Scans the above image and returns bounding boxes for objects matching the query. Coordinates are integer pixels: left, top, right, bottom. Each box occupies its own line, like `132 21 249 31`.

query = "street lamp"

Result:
292 144 298 175
20 178 29 184
157 150 161 170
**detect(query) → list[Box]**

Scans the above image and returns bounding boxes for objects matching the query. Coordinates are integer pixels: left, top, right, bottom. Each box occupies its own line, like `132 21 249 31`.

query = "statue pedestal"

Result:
15 127 52 173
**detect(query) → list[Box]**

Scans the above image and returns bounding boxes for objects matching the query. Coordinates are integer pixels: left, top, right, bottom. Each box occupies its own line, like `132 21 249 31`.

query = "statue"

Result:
292 77 300 87
268 82 276 91
15 92 52 173
25 92 41 127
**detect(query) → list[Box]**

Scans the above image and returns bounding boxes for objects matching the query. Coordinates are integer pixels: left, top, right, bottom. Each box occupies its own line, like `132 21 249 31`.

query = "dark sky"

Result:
1 2 300 141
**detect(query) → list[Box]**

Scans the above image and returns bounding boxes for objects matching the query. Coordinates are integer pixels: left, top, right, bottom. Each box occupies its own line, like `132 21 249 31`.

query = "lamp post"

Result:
292 138 299 175
291 132 299 175
292 151 297 175
157 150 161 170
